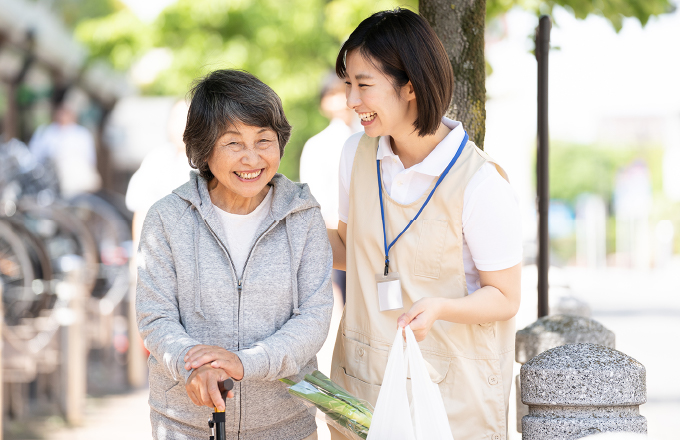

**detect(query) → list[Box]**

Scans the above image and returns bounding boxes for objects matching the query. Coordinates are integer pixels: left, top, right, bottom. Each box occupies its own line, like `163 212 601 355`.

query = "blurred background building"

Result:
1 0 679 439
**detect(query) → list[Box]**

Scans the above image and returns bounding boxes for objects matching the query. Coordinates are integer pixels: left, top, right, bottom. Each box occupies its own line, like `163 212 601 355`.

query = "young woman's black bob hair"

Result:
183 69 292 180
336 8 453 137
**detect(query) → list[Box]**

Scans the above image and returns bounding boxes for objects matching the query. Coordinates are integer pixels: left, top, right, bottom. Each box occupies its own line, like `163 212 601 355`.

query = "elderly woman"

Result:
136 69 333 440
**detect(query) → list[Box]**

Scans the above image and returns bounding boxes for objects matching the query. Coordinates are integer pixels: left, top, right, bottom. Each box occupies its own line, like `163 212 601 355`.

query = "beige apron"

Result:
330 134 515 440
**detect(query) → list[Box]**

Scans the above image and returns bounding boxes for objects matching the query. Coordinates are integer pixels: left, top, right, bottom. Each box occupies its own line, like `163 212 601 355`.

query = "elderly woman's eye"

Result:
257 139 274 149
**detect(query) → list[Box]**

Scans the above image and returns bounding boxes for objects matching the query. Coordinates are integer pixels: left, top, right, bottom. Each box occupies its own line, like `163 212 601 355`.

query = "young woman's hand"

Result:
185 365 234 410
397 297 446 342
184 344 245 381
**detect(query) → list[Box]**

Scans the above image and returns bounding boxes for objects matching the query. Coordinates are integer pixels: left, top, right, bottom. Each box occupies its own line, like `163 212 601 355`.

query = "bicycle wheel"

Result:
68 193 131 309
18 199 99 293
0 220 35 326
2 217 55 318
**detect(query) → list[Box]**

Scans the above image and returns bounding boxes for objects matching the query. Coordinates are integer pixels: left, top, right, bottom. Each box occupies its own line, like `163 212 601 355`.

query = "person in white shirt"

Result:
300 74 362 228
300 74 362 300
326 9 522 440
29 102 101 197
125 99 192 243
125 100 194 389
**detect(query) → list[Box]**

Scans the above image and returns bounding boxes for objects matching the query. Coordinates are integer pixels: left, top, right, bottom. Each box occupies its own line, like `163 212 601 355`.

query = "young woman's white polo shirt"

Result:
338 118 522 294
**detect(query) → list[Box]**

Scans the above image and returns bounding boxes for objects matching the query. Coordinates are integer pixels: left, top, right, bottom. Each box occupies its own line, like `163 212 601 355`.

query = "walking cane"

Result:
208 379 234 440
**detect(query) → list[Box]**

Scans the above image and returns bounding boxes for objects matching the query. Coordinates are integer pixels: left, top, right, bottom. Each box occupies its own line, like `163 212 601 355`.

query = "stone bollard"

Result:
521 343 647 439
550 294 592 317
514 314 615 432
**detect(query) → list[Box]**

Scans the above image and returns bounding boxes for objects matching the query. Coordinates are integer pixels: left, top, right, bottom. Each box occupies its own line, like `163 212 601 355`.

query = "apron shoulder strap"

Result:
468 141 510 183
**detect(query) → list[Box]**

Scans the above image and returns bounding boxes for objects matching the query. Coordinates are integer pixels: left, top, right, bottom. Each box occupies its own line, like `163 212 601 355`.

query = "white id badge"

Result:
375 272 403 312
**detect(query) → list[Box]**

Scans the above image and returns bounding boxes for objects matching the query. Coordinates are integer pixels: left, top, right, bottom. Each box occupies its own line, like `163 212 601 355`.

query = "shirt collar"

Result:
375 117 466 176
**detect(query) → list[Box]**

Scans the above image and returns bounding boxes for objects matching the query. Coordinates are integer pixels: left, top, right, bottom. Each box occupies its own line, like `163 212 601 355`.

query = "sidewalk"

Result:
3 388 152 440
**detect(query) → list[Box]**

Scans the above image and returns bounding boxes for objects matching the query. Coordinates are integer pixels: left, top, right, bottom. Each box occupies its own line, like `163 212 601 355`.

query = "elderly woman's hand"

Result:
185 365 234 410
184 344 244 381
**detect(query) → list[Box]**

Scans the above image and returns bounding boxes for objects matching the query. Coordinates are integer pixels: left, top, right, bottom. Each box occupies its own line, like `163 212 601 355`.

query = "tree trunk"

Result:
420 0 487 149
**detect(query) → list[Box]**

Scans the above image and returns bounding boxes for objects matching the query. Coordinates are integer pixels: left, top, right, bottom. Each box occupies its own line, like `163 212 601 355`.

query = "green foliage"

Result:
487 0 673 30
75 9 154 71
72 0 668 181
324 0 417 41
32 0 122 28
74 0 415 181
546 142 666 263
547 141 664 206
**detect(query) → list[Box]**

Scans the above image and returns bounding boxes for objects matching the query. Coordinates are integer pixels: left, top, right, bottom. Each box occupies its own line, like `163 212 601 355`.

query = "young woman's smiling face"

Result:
344 50 416 139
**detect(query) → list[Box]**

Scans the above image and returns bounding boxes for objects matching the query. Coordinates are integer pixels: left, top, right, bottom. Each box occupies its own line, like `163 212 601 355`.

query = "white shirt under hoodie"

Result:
213 188 274 277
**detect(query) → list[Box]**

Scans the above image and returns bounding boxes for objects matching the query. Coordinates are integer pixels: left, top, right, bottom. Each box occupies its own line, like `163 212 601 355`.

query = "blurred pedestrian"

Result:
29 100 101 197
125 99 193 389
300 73 362 228
125 99 192 244
136 69 333 440
300 74 362 301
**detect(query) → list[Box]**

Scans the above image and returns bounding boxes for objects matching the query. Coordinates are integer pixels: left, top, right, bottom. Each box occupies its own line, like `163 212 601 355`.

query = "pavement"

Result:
18 264 679 440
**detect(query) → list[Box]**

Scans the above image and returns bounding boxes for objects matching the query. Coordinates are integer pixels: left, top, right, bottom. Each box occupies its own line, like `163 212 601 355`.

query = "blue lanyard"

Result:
377 132 468 275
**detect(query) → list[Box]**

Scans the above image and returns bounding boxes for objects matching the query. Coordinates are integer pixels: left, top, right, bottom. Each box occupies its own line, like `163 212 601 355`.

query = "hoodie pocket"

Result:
164 381 181 407
240 379 312 431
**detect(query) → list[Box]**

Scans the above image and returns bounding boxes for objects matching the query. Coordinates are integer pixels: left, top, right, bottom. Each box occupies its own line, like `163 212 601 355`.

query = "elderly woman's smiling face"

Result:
207 121 280 214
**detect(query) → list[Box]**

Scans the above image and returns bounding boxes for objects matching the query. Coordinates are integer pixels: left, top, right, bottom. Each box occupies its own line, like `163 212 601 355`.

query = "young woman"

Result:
326 9 522 440
136 69 333 440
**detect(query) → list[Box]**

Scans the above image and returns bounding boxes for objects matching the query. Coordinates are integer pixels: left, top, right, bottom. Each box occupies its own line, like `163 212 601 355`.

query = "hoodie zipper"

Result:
198 213 278 438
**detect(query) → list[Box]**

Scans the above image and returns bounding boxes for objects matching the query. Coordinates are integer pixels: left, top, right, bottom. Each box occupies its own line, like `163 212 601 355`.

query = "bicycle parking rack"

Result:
1 139 135 424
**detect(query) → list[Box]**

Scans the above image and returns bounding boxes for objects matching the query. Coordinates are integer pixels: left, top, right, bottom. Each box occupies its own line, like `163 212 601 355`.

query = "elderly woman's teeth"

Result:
359 112 377 122
235 170 262 180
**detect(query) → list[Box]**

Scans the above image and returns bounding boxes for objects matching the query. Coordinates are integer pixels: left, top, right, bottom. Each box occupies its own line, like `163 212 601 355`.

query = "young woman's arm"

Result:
397 263 521 341
327 220 347 270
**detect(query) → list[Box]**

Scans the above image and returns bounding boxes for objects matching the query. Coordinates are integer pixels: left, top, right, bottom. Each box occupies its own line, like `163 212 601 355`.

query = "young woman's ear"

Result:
401 81 416 102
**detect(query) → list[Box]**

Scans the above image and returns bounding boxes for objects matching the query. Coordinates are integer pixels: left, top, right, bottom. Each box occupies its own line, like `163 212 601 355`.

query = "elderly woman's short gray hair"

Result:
183 69 292 180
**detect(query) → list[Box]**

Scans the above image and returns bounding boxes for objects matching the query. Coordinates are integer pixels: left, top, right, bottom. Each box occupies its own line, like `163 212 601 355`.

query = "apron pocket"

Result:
406 351 450 384
342 334 449 385
414 219 449 279
334 367 382 409
341 335 389 386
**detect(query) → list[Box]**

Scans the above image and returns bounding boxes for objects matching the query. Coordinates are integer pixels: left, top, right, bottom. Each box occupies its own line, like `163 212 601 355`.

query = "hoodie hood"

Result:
173 171 320 220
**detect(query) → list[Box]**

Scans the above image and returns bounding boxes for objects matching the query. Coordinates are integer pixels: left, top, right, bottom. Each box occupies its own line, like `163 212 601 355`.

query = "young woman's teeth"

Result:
235 170 262 180
359 112 377 122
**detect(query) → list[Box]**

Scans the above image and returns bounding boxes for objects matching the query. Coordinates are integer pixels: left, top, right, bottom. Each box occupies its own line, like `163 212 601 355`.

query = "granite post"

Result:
515 315 615 432
521 343 647 439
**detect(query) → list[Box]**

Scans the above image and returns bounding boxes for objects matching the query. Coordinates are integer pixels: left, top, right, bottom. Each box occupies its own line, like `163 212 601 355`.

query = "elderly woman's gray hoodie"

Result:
136 172 334 440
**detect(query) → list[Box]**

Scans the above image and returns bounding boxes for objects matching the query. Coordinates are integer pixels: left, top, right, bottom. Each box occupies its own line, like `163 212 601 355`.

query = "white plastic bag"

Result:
367 326 454 440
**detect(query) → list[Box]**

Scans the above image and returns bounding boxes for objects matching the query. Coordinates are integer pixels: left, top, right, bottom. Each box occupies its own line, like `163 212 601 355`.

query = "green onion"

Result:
304 372 374 420
289 380 372 428
279 370 374 439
